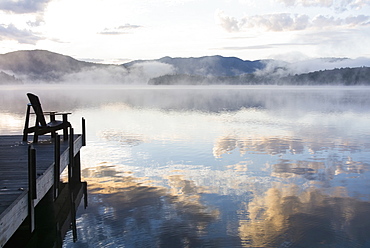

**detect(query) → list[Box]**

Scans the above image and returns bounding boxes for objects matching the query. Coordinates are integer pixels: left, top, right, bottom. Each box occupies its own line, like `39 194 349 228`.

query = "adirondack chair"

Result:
23 93 71 143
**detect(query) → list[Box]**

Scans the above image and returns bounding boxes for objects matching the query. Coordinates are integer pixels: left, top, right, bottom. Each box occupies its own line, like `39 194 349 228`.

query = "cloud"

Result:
26 15 45 27
217 42 316 51
220 45 275 50
216 11 370 32
277 0 336 8
0 0 52 14
0 24 42 44
99 24 142 35
216 11 310 32
276 0 370 11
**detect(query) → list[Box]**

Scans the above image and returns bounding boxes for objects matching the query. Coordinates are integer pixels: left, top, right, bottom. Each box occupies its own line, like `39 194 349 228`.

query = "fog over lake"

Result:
1 85 370 247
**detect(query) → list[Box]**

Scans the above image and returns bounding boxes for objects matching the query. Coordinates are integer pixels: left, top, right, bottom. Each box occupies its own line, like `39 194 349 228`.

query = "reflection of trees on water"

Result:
68 166 219 247
239 185 370 247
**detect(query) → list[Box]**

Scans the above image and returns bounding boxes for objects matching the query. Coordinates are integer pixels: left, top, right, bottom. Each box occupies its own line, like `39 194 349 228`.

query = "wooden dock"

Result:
0 125 86 247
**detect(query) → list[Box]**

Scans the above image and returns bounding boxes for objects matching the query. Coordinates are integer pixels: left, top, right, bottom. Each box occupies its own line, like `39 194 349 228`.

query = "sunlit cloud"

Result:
0 0 52 14
0 24 42 44
217 42 316 51
216 10 370 32
276 0 370 11
99 24 142 35
219 45 275 50
26 15 45 27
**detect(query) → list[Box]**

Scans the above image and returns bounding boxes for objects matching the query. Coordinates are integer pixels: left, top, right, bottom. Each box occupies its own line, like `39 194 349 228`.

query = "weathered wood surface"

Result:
0 135 83 248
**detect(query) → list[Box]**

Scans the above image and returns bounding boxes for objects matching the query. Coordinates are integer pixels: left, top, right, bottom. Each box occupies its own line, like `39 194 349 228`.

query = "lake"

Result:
1 85 370 247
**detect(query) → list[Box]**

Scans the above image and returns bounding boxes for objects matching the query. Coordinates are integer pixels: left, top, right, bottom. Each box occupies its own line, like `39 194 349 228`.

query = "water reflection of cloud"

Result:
271 159 320 179
239 185 370 247
100 130 145 147
70 167 220 247
213 135 306 158
270 156 370 180
0 112 24 134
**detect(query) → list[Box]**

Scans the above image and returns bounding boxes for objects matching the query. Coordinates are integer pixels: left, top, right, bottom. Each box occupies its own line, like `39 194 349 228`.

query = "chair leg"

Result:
23 131 28 142
23 105 31 142
33 133 39 143
63 126 69 140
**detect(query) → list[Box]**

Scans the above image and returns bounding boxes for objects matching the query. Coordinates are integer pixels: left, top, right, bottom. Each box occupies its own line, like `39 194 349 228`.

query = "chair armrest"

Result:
43 111 57 114
52 112 72 115
30 112 72 115
43 112 72 115
45 112 72 122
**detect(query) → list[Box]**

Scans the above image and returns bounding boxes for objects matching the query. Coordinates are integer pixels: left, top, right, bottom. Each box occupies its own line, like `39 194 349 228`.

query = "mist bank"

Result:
1 50 370 85
2 85 370 116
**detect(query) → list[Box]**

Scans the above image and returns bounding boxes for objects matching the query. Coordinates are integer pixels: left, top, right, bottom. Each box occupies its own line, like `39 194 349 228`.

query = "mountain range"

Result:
0 50 369 85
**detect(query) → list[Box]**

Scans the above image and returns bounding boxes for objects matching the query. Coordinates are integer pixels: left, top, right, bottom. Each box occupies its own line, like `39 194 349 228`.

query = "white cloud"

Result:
277 0 334 7
26 15 45 27
276 0 370 11
0 24 42 44
215 10 241 32
216 11 370 32
350 0 370 9
99 24 142 35
0 0 52 14
216 11 311 32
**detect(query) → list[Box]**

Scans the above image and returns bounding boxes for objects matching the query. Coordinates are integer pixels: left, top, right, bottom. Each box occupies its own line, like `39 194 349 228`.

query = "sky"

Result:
0 0 370 64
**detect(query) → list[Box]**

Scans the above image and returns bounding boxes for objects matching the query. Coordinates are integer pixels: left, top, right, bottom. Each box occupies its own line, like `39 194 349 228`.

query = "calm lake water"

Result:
1 85 370 247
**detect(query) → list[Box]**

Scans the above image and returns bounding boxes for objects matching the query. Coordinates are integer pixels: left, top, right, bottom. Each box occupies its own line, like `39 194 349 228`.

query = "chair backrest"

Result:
27 93 47 127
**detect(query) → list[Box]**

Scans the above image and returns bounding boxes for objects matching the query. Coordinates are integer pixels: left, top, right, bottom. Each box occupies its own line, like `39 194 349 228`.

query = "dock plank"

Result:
0 134 83 247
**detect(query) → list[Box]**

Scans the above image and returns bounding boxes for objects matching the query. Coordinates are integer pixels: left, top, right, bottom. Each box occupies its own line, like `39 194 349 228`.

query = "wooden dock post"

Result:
68 127 78 242
23 104 32 142
28 145 37 233
68 127 74 182
54 134 61 200
82 117 86 147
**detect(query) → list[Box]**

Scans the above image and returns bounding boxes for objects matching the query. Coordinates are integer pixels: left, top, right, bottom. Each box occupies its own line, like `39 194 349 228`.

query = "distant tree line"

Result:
149 67 370 85
284 67 370 85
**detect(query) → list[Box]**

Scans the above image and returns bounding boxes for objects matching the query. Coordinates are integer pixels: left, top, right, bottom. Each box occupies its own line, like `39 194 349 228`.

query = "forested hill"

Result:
0 50 100 82
123 56 266 76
